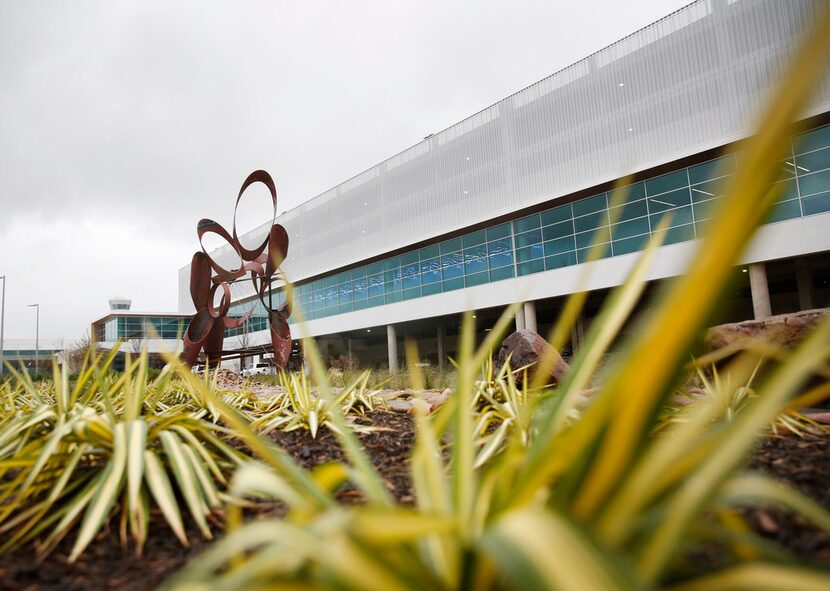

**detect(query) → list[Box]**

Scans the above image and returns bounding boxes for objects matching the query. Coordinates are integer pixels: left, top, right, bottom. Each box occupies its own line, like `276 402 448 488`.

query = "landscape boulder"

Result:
704 309 828 353
495 329 569 387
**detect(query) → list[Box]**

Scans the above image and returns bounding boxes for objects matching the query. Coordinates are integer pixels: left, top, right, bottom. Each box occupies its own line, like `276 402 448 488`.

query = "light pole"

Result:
28 303 39 373
0 275 5 376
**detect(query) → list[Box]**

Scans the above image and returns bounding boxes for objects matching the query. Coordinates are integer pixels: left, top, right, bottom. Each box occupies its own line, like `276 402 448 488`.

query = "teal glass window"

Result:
422 281 442 296
577 243 611 262
545 251 577 269
650 204 693 228
514 229 542 247
487 237 513 267
462 230 486 248
611 217 650 241
440 237 463 254
383 256 400 271
368 274 383 297
648 187 691 212
688 155 735 185
419 244 440 259
690 180 723 202
663 224 696 245
575 226 610 249
367 261 383 275
385 291 402 304
611 198 648 221
490 265 514 281
798 170 830 197
542 220 574 240
795 147 830 174
794 125 830 155
421 257 441 284
403 273 421 290
766 198 802 223
516 244 543 262
646 170 687 195
465 271 488 287
517 259 544 276
572 193 606 217
401 251 419 266
574 210 609 233
541 204 572 225
612 234 649 255
513 214 540 233
442 277 464 291
544 236 575 256
486 222 511 240
803 191 830 215
464 244 488 274
441 253 464 279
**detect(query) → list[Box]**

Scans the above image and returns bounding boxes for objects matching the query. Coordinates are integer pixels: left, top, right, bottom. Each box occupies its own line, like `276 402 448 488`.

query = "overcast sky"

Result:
0 0 691 343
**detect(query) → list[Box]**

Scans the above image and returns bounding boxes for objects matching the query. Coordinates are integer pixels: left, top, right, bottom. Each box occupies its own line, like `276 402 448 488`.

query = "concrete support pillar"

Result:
347 338 353 360
796 258 814 311
436 325 445 371
523 300 537 334
515 303 526 331
571 311 585 354
749 262 772 320
387 324 399 372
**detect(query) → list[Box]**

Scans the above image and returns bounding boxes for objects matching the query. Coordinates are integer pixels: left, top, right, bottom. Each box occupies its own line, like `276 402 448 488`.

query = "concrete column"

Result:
749 262 772 320
571 311 585 354
523 300 537 333
436 325 445 370
387 324 399 372
347 338 353 360
796 258 814 311
515 303 526 331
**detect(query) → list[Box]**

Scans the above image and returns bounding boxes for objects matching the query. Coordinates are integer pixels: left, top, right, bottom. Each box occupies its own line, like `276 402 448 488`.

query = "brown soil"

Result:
0 414 827 591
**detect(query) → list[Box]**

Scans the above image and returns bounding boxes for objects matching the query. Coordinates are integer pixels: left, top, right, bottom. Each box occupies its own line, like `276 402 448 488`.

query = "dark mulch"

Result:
0 414 827 591
743 434 830 562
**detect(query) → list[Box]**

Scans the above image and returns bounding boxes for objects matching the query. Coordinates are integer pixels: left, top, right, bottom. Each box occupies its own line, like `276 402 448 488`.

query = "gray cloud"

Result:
0 0 690 341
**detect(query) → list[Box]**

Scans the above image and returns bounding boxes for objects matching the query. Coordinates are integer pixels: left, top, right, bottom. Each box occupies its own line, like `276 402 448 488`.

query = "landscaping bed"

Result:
1 411 828 591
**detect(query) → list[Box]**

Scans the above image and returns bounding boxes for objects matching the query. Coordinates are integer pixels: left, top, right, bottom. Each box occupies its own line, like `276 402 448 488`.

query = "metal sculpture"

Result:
182 170 292 368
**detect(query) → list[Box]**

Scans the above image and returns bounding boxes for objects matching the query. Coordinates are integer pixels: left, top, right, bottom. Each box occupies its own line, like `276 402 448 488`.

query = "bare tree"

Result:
63 333 98 373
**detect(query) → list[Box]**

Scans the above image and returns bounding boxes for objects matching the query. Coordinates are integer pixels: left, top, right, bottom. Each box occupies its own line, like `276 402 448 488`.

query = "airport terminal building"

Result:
179 0 830 369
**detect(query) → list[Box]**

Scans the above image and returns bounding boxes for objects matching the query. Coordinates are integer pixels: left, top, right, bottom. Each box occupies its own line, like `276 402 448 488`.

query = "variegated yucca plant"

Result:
0 348 249 561
249 368 380 438
163 7 830 590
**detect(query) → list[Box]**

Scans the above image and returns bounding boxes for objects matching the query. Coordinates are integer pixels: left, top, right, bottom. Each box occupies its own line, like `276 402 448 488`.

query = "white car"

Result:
241 362 276 378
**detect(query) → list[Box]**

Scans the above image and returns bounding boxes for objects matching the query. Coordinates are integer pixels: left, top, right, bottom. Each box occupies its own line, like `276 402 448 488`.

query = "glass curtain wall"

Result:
226 123 830 337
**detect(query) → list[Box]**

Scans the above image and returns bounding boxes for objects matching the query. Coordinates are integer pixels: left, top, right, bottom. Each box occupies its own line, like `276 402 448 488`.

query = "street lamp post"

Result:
28 303 39 373
0 275 5 376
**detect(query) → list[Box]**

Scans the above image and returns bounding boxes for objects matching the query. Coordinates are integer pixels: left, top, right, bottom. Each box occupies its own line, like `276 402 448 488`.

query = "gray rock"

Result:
384 398 413 413
495 329 569 387
704 309 828 353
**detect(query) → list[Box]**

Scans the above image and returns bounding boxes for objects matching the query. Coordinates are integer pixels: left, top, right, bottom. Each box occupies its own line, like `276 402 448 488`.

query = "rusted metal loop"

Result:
258 272 291 316
208 282 231 319
189 252 212 310
265 224 289 275
222 304 254 329
197 218 245 282
233 170 278 262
